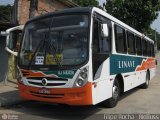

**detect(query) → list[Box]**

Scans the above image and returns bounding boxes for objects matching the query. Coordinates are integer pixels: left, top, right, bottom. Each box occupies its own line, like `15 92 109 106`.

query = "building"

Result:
11 0 79 25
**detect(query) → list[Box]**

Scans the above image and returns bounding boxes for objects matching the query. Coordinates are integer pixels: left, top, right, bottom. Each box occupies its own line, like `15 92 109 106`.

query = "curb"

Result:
0 86 24 107
0 99 24 107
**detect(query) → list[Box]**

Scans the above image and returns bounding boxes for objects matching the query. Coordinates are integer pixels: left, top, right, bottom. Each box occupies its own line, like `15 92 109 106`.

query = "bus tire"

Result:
141 72 149 89
102 78 120 108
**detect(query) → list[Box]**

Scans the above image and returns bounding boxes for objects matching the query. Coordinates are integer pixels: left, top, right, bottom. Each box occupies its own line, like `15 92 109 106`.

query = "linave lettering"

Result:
118 61 135 68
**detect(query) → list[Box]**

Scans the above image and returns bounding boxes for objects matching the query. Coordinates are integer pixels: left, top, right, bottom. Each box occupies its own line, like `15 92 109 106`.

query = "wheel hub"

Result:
113 85 119 99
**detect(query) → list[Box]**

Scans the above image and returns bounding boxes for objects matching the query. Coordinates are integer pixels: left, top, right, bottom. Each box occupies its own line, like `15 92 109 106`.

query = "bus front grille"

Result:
28 81 66 86
26 77 68 81
30 91 64 98
26 77 68 87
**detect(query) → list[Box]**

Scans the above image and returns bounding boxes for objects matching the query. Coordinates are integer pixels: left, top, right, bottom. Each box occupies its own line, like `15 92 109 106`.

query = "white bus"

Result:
7 7 156 108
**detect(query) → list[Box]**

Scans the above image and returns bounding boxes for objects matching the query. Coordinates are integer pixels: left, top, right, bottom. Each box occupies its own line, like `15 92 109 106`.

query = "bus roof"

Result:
26 7 92 23
26 7 154 43
92 7 154 43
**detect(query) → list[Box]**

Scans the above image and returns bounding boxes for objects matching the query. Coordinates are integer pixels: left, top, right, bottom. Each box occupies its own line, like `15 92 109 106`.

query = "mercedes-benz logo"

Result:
42 78 47 86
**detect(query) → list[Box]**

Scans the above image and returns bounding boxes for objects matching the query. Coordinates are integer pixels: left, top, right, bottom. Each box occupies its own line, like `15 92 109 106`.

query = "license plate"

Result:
38 88 51 94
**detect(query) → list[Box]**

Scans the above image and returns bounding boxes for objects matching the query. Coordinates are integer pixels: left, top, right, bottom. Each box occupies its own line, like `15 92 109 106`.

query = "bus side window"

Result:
151 44 155 57
92 20 100 53
99 23 111 53
135 36 142 56
127 31 136 54
115 25 127 54
92 22 111 53
142 39 147 56
147 42 151 57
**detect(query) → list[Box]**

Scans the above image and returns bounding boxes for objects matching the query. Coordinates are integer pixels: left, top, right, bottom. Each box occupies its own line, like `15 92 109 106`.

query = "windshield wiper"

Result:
28 38 45 67
28 25 62 67
47 36 62 68
50 49 62 67
28 35 62 68
47 17 62 68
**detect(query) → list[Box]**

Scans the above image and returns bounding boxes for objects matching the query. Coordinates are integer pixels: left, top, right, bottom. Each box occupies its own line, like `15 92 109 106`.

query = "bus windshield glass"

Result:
19 15 89 67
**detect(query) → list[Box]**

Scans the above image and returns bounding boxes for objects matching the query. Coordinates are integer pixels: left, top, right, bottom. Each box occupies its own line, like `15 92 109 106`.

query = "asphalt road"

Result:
0 53 160 120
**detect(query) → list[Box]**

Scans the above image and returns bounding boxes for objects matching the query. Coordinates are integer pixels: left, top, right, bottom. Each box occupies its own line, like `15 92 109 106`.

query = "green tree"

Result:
72 0 99 7
0 5 12 22
157 33 160 50
147 28 160 50
105 0 160 32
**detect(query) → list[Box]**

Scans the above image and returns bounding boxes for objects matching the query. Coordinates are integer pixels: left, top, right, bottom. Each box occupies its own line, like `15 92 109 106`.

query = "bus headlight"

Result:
73 66 89 87
80 72 87 79
77 79 84 86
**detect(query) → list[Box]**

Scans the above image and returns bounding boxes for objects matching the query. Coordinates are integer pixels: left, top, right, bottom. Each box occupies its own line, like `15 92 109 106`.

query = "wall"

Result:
0 36 8 84
18 0 68 25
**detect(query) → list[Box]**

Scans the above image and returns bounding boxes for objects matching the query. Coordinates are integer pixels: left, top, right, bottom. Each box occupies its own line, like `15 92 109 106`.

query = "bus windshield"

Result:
19 15 89 67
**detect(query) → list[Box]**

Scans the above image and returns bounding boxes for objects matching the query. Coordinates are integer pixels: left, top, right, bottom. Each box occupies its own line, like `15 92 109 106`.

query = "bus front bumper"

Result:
18 82 93 105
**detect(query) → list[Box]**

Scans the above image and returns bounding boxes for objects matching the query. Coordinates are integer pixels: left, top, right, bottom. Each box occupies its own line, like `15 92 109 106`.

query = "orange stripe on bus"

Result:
136 58 156 71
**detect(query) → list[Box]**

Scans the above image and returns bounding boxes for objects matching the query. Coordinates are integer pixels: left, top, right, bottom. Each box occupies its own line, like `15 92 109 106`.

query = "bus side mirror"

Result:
102 24 109 37
5 25 24 56
6 31 18 56
7 32 17 50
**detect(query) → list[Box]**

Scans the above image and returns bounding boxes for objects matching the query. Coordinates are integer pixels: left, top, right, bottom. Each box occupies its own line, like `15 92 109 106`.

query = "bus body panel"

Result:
91 58 113 105
110 54 156 91
150 67 156 79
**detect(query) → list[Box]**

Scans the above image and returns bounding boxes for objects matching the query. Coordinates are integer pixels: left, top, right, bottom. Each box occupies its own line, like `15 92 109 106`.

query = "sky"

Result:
0 0 159 33
0 0 14 5
151 12 160 33
99 0 106 6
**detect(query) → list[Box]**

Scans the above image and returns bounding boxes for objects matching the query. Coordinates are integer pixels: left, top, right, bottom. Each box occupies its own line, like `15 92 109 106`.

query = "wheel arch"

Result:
147 69 150 80
115 74 124 94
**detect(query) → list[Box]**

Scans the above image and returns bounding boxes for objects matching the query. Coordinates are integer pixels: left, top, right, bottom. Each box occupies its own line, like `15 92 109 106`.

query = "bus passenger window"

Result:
142 39 147 56
151 44 155 57
147 42 151 57
127 31 136 54
115 25 127 53
135 36 142 56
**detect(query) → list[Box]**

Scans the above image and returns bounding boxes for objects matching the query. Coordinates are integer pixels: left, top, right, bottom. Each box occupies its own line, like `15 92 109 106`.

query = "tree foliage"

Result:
72 0 99 7
157 32 160 50
0 5 12 22
105 0 160 32
147 28 160 49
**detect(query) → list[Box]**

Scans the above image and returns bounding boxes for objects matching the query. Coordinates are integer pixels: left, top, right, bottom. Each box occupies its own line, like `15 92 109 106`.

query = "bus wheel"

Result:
141 72 149 89
102 78 120 108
